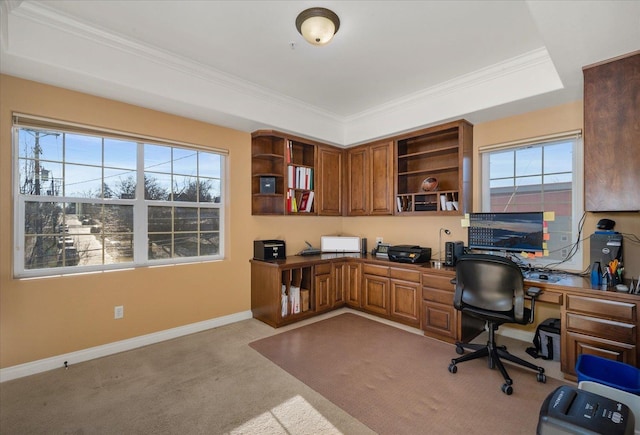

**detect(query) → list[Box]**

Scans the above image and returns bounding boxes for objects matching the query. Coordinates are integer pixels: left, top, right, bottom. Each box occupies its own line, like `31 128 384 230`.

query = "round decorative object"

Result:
421 177 438 192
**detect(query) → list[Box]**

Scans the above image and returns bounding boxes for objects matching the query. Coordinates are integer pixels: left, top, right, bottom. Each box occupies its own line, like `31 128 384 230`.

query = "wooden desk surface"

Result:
252 253 640 304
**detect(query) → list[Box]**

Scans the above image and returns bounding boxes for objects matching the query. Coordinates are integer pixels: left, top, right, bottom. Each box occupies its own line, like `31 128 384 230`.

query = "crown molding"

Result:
11 2 344 122
3 2 564 146
346 47 556 123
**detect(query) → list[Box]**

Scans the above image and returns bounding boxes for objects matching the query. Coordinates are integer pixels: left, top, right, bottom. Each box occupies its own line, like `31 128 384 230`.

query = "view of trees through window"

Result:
15 125 224 276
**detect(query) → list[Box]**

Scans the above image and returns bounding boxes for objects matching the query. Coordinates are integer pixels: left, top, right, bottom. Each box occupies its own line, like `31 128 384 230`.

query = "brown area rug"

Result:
250 313 567 434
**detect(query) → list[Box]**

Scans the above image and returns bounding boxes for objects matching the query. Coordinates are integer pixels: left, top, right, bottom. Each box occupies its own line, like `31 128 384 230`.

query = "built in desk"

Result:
250 254 638 380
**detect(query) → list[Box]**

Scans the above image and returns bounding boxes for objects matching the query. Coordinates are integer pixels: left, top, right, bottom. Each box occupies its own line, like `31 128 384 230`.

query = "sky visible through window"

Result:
18 129 221 200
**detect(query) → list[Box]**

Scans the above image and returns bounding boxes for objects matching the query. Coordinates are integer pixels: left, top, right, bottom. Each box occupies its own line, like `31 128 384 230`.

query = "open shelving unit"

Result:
251 134 286 215
395 120 473 215
251 131 318 215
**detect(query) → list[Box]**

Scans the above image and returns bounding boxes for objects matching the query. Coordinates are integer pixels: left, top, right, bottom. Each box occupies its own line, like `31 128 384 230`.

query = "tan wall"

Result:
2 76 638 369
0 75 257 368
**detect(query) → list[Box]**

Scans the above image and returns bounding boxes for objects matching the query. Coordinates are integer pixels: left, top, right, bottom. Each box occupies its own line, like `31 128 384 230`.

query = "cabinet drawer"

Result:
566 313 636 344
423 287 454 305
362 264 389 277
390 267 420 283
566 295 636 322
315 263 331 275
536 290 563 305
422 273 454 291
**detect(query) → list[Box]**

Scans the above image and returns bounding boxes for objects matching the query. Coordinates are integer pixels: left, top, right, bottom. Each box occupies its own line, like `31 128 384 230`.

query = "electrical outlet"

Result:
114 305 124 319
375 237 383 245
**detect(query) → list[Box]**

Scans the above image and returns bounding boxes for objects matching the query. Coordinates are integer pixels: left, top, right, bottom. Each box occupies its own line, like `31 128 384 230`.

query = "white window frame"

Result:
12 114 227 278
479 131 584 271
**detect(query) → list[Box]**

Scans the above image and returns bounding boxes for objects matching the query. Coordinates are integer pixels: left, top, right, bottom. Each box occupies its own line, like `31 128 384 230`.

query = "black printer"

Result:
387 245 431 264
253 240 286 261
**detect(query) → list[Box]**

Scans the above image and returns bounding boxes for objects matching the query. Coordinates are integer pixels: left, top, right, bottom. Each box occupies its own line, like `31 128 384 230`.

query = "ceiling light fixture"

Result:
295 7 340 46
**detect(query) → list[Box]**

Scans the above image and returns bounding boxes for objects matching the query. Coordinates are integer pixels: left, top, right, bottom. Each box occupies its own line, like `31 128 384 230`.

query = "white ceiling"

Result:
1 1 638 146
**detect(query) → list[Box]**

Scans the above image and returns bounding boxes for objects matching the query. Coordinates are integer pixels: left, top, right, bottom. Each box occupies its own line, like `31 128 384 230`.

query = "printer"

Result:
388 245 431 264
253 240 286 261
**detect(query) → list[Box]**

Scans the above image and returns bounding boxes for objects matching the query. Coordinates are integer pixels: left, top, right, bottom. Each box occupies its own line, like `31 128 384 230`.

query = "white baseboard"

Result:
0 310 253 383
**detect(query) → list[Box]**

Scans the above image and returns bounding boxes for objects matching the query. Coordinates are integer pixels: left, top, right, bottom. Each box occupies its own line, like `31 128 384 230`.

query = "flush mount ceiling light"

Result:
295 7 340 46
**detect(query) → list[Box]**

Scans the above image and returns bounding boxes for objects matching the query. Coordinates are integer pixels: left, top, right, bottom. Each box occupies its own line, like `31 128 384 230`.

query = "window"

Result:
13 115 226 278
480 132 583 269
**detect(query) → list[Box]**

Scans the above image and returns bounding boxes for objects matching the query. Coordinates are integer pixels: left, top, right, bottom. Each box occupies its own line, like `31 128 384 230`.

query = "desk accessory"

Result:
420 177 438 191
299 240 321 256
373 242 391 259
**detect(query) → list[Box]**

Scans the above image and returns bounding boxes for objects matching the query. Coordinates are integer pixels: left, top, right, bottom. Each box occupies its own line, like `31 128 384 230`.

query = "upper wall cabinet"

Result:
583 51 640 212
394 120 473 215
252 131 344 216
252 130 318 215
251 132 286 215
317 145 343 216
252 119 473 217
346 140 394 216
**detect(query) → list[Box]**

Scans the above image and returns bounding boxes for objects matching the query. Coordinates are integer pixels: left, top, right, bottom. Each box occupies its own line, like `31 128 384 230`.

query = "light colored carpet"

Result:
0 312 374 434
0 309 567 434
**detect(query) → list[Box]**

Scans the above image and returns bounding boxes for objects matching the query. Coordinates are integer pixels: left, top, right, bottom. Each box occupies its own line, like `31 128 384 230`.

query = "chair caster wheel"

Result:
455 345 464 355
448 363 457 374
537 373 547 383
501 384 513 395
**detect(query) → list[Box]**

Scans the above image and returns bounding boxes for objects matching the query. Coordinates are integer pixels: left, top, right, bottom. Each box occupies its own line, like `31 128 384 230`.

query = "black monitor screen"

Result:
468 212 545 253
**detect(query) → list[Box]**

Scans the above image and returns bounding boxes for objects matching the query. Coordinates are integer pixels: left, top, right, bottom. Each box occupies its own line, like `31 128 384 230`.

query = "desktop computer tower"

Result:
590 232 623 268
445 241 464 266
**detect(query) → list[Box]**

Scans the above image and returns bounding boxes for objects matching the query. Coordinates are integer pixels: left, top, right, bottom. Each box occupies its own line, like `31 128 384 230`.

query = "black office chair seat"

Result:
447 254 546 395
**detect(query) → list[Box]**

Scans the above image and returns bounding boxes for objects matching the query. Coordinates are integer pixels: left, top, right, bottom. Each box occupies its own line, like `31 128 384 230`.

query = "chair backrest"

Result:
454 254 525 323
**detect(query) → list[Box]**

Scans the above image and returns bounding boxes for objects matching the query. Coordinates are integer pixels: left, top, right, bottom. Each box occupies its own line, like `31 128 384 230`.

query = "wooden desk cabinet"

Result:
251 256 640 378
421 271 458 342
362 263 391 316
562 293 637 379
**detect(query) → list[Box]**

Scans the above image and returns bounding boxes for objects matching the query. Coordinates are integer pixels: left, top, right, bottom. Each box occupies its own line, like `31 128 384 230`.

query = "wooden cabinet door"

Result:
317 145 343 216
331 262 346 307
315 272 332 312
584 51 640 211
346 141 393 216
363 274 390 315
346 145 368 216
390 279 420 326
422 301 457 341
369 141 394 215
345 262 361 307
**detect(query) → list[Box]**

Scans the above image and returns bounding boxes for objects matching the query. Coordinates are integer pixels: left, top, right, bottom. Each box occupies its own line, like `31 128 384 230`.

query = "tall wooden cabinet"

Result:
583 51 640 211
395 120 472 215
345 140 394 216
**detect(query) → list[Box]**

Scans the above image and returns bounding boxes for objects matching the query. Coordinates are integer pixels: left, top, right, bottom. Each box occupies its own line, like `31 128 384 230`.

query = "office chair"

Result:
447 254 547 395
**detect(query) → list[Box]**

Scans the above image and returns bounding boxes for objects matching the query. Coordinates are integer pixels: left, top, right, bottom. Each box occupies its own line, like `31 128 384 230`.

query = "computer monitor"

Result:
468 212 545 254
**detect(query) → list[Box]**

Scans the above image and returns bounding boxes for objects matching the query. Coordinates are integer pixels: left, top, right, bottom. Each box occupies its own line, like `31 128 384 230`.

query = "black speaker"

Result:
361 238 367 255
445 241 464 266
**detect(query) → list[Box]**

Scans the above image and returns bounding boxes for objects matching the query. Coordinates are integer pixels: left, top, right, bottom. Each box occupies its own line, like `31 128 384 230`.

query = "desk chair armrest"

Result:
525 286 542 324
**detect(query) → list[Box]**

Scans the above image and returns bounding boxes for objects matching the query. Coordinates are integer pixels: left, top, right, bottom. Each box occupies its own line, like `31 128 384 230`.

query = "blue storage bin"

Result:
575 354 640 395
